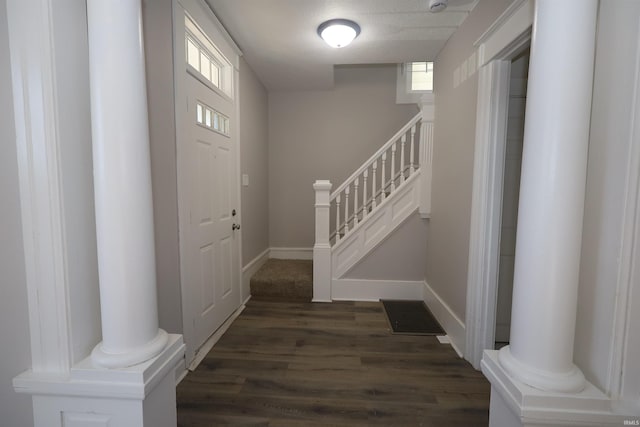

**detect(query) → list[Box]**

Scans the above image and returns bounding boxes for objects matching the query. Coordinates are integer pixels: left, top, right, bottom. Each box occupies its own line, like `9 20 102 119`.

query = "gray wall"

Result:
268 65 418 249
143 0 184 334
239 57 270 266
0 2 34 424
575 0 640 396
344 213 427 280
426 0 512 322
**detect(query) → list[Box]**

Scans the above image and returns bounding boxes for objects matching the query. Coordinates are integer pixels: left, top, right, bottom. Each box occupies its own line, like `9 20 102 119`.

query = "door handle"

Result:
232 223 241 231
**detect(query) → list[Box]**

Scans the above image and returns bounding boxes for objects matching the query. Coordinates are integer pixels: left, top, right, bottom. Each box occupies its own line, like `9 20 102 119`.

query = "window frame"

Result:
184 15 234 100
396 61 434 104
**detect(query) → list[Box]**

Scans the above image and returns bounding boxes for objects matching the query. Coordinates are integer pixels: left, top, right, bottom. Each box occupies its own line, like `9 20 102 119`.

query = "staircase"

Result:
313 108 434 302
250 259 313 302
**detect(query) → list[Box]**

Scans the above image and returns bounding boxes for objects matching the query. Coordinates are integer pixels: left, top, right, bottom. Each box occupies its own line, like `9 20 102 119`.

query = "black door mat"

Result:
381 300 445 335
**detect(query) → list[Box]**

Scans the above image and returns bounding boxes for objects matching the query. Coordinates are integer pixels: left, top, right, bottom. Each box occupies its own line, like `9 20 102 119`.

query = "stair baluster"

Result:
400 134 406 184
363 168 369 219
391 142 397 193
344 186 350 233
410 125 416 176
372 159 378 209
335 194 341 242
354 177 359 225
381 152 387 202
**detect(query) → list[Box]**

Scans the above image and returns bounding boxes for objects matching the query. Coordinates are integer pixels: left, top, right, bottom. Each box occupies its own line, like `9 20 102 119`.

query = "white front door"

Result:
186 76 239 352
178 12 241 365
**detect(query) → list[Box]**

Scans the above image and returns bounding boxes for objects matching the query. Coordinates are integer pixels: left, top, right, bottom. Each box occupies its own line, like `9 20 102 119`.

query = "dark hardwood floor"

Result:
177 300 490 426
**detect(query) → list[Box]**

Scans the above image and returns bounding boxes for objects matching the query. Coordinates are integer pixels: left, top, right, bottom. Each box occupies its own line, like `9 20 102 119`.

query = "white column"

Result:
87 0 167 368
498 0 598 393
313 180 332 302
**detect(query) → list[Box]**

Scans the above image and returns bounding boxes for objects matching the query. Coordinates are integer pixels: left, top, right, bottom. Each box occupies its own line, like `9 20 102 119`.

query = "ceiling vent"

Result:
429 0 448 13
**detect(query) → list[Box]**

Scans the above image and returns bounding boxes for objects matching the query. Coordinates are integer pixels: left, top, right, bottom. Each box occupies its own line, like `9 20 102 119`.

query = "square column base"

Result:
481 350 634 427
14 334 185 427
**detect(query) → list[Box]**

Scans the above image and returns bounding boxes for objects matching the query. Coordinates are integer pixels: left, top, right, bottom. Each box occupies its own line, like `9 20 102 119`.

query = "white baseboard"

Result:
423 280 466 357
188 304 246 371
174 357 188 385
242 248 270 301
331 278 424 301
269 247 313 260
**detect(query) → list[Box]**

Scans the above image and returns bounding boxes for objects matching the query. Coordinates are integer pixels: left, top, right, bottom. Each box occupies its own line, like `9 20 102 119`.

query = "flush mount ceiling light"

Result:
428 0 448 13
317 19 361 48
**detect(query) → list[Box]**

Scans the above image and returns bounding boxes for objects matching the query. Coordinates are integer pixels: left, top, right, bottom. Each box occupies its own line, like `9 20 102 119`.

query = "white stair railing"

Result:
331 112 422 244
313 96 435 302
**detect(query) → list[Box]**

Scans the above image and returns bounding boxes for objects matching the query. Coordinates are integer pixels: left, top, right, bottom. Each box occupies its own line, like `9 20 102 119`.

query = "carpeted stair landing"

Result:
250 259 313 302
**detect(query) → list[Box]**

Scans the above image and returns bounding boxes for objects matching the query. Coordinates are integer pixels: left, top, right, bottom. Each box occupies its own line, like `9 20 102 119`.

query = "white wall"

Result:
426 0 512 322
574 0 640 398
239 57 270 265
0 2 34 425
268 64 418 249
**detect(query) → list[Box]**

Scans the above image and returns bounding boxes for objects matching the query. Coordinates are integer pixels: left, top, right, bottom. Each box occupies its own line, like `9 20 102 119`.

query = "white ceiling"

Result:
206 0 478 91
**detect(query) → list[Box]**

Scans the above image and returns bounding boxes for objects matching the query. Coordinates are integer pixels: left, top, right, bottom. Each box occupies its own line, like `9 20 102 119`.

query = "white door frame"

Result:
465 0 533 369
172 0 243 365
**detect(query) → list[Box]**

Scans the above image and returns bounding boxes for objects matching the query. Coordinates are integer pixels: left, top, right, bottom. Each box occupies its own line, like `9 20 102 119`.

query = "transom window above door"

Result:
185 14 233 98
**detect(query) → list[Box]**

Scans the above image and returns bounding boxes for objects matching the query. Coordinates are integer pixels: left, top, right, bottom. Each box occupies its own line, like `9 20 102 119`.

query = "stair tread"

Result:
250 259 313 302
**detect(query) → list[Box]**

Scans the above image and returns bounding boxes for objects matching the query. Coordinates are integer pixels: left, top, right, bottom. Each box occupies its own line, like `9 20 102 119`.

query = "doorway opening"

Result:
494 49 529 350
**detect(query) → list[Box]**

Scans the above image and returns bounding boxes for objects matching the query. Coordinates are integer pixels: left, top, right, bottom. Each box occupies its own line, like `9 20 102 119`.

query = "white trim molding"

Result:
242 248 270 302
607 23 640 411
6 0 73 375
465 60 511 369
14 335 185 427
270 247 313 260
482 350 625 427
187 305 245 371
423 281 465 358
475 0 533 67
466 0 533 370
331 279 424 302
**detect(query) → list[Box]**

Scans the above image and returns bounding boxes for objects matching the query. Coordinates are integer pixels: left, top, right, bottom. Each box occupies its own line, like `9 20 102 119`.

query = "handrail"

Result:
330 112 422 200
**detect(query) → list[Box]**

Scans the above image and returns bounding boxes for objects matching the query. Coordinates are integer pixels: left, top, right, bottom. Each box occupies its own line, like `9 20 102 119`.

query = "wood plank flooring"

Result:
177 300 490 426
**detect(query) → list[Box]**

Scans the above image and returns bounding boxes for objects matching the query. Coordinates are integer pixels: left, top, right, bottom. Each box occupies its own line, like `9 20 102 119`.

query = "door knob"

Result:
232 223 241 231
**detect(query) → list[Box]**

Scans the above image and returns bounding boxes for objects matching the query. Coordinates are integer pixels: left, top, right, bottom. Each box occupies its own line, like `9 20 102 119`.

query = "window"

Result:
196 102 230 136
396 61 434 104
185 15 233 98
408 61 434 92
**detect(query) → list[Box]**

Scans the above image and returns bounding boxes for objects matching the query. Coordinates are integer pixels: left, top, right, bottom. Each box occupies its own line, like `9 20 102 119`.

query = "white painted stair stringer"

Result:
332 171 421 279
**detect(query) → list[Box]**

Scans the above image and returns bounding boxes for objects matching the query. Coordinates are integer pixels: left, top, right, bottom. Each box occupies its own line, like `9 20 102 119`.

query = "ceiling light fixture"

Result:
428 0 448 13
317 19 361 48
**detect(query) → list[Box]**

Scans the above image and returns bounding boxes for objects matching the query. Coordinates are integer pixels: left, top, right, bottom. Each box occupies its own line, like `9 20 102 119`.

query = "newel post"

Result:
313 180 332 302
419 93 435 218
